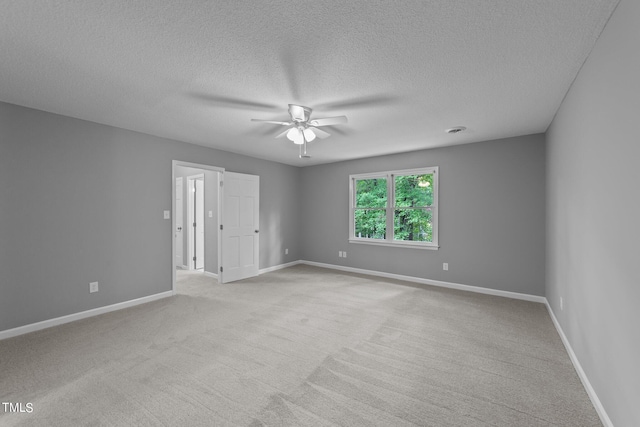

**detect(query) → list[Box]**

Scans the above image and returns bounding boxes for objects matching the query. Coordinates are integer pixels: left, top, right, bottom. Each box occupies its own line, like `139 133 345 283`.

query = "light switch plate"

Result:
208 211 213 218
163 210 170 219
89 282 99 293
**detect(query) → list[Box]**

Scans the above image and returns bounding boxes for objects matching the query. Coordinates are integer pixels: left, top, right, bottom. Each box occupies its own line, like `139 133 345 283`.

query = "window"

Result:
349 167 438 249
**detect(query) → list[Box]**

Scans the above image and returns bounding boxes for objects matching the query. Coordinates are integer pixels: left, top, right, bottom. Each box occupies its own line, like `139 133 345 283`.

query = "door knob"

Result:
177 227 182 231
255 230 259 233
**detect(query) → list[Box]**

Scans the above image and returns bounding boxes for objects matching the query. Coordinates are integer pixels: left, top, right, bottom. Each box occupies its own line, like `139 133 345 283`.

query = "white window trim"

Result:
349 167 439 250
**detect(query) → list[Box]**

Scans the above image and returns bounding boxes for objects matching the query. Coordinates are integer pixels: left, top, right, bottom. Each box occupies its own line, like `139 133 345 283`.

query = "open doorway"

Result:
171 161 261 292
173 163 222 292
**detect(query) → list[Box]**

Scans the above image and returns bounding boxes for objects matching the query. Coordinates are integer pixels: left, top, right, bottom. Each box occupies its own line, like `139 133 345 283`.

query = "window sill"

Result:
348 239 439 250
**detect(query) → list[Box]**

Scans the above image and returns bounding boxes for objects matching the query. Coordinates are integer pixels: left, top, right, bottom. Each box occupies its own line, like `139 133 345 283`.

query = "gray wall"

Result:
546 0 639 425
174 166 218 273
0 101 301 331
300 134 546 296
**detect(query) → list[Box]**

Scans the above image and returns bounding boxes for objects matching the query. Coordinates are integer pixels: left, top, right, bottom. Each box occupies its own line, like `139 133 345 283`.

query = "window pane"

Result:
355 178 387 208
394 209 433 242
394 174 433 208
355 209 386 239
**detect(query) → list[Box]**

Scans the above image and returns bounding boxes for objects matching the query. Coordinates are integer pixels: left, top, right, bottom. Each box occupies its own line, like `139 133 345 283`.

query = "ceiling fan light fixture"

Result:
303 128 316 142
286 127 304 145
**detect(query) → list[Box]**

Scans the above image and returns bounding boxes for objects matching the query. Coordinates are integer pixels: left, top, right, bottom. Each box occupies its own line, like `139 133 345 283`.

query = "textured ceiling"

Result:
0 0 619 166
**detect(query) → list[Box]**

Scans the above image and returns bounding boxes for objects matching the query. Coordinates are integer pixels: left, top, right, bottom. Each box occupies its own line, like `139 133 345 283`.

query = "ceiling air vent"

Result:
446 126 467 134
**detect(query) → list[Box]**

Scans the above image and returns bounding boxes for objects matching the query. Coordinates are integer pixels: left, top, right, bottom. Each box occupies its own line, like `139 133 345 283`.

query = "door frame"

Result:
175 176 185 269
171 160 224 294
187 173 205 270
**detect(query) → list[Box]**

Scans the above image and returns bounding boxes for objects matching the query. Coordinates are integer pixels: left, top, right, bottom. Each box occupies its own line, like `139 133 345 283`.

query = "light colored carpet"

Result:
0 265 600 426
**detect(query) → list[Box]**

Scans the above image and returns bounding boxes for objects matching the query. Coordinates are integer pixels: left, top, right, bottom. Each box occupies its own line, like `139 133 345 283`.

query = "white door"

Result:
195 178 205 270
175 177 183 267
221 172 259 283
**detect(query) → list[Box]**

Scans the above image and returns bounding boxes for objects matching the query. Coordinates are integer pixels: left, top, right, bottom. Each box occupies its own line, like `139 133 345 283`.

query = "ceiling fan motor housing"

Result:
288 104 312 122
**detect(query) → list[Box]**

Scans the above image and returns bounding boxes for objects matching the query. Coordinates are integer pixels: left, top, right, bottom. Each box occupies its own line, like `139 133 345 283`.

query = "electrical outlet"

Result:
560 297 563 310
443 263 448 271
285 248 289 255
89 282 99 293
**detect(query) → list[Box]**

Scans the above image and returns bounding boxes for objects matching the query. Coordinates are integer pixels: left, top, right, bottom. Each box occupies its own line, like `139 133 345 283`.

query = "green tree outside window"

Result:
351 168 438 247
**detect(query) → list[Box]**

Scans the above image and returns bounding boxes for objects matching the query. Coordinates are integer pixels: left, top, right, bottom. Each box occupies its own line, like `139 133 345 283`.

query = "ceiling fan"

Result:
251 104 348 158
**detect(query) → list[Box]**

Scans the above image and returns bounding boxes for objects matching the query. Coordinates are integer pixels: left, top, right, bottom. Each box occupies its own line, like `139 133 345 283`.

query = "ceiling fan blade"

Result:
309 116 348 127
309 127 331 139
250 119 292 126
314 95 397 110
274 128 292 138
323 125 351 136
191 94 279 110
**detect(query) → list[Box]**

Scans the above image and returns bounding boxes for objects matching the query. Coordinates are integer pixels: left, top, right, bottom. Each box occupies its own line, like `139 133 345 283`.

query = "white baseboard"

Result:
298 260 546 303
259 260 303 275
203 271 218 279
544 301 613 427
0 291 174 341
